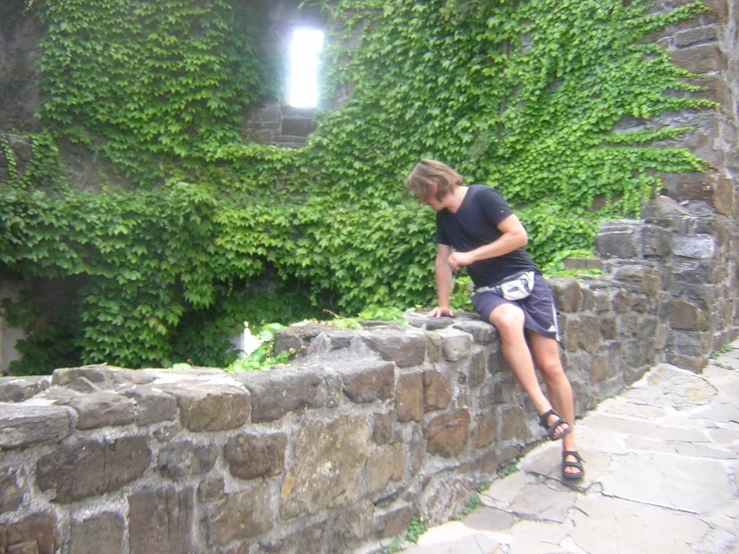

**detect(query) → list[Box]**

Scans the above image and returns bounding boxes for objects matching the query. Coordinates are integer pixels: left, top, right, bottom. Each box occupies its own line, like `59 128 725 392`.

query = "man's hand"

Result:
447 251 474 271
428 306 454 318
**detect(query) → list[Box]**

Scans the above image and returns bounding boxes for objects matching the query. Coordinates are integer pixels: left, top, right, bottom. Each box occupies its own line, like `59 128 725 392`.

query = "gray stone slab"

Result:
600 452 734 514
508 483 576 523
461 506 516 532
404 534 501 554
507 520 571 554
674 443 737 459
625 437 680 454
580 414 661 436
480 471 538 509
570 496 710 554
691 404 739 425
643 425 711 443
518 442 609 488
0 403 72 447
601 401 666 420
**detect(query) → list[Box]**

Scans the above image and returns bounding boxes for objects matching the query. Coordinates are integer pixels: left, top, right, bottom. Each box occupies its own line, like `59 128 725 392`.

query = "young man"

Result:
406 159 584 481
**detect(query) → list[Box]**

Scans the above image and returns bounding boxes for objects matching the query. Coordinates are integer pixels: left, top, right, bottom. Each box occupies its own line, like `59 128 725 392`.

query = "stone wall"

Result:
243 103 318 149
0 272 670 554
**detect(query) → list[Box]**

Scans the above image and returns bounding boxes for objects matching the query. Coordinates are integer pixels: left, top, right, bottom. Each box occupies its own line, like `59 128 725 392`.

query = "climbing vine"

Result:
0 0 715 373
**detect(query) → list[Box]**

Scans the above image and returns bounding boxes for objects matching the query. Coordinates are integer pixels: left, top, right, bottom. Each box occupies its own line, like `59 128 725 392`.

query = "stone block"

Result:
330 500 374 552
372 413 393 444
547 278 581 312
425 331 442 363
642 225 672 259
423 370 452 412
470 412 497 449
129 486 194 554
425 410 470 457
61 391 136 429
207 485 272 545
452 319 496 344
373 504 412 539
259 523 324 554
37 435 150 502
121 385 178 425
595 221 640 259
419 474 475 527
198 477 224 503
362 329 426 367
0 403 72 448
238 368 326 422
0 512 60 554
51 365 154 391
673 234 716 259
0 465 27 514
674 25 718 47
440 330 473 361
0 376 49 403
334 359 394 403
162 383 250 431
225 432 287 480
600 316 618 340
613 265 660 295
669 299 709 331
69 512 124 554
281 117 317 137
613 291 631 313
501 406 526 441
366 443 404 495
280 416 369 519
577 315 601 354
396 372 424 422
465 348 487 388
157 440 218 480
669 44 725 73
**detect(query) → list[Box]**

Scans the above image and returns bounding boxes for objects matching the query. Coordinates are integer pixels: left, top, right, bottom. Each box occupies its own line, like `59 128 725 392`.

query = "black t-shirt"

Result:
435 185 537 287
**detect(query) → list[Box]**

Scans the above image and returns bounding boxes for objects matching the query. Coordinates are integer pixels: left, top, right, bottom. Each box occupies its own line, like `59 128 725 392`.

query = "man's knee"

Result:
489 306 525 338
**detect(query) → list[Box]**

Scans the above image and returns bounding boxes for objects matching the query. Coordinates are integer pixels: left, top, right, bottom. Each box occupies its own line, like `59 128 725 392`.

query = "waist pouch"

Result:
475 270 535 301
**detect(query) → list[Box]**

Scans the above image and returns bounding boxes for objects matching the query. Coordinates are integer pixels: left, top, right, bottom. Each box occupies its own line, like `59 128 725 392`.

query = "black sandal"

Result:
538 409 572 441
561 450 585 481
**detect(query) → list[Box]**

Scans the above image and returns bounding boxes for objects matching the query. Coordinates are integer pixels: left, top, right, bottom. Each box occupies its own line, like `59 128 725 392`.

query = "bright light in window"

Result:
288 29 324 108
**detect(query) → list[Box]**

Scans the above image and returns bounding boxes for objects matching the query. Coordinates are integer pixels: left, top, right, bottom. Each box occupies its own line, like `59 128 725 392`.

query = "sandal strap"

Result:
538 409 557 428
562 450 584 462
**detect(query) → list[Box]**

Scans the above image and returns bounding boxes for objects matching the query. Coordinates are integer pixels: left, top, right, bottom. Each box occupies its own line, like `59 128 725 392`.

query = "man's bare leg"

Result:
527 330 581 477
489 304 569 438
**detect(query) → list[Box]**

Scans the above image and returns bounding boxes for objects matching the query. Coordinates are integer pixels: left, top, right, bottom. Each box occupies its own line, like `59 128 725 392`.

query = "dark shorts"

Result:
471 273 560 340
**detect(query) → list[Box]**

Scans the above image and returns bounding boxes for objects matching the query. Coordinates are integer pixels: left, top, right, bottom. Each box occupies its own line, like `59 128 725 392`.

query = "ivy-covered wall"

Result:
0 0 731 374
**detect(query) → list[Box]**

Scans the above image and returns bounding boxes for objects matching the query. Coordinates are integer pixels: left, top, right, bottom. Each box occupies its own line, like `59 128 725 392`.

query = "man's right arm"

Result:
429 243 454 317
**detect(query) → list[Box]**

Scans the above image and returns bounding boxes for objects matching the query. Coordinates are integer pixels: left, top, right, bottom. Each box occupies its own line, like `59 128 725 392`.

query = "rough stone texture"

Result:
0 376 49 403
69 512 125 554
51 365 154 391
237 368 324 422
374 504 413 540
129 486 194 554
258 523 324 554
156 440 217 480
0 403 72 448
207 483 272 546
224 432 287 480
122 385 178 425
280 416 370 519
0 512 61 554
330 499 374 552
0 465 26 514
361 329 427 367
366 442 405 495
334 359 394 403
440 330 473 362
396 372 424 422
60 390 136 429
423 370 453 412
425 410 471 457
162 384 250 431
471 412 498 449
37 435 150 502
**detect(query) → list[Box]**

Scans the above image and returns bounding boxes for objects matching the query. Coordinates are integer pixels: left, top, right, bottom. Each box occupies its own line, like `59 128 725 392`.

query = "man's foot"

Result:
562 450 584 481
538 409 571 441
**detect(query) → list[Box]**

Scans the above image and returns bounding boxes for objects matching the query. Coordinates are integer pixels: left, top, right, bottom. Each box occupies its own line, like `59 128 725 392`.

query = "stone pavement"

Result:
401 341 739 554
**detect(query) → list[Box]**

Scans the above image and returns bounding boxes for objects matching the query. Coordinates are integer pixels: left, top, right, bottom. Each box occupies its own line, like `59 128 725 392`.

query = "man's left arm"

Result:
447 214 528 271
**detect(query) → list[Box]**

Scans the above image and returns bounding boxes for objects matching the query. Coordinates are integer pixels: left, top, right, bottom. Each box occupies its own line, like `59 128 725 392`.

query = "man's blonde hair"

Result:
405 159 464 203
